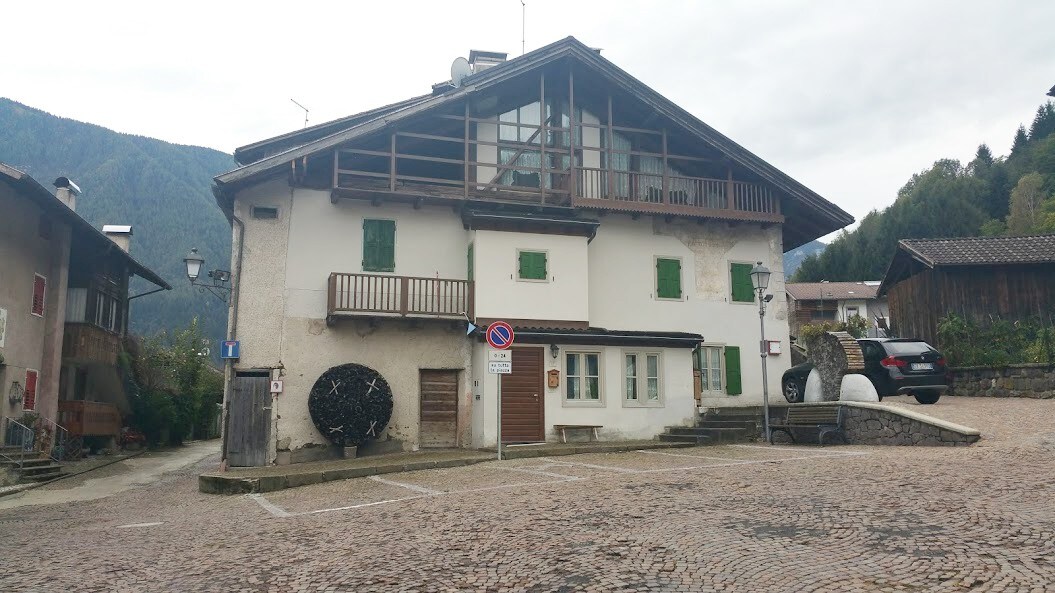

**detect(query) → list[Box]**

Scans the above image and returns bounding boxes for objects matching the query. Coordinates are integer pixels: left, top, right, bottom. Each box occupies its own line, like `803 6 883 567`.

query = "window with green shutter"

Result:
362 219 395 272
518 250 547 280
655 258 682 299
724 346 742 395
730 263 755 303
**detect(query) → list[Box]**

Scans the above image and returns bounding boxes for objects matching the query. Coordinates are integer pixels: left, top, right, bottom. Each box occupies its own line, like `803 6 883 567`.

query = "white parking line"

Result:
636 449 733 461
732 444 853 455
115 521 165 529
368 475 442 495
303 495 429 515
491 465 585 480
248 493 293 518
535 457 637 473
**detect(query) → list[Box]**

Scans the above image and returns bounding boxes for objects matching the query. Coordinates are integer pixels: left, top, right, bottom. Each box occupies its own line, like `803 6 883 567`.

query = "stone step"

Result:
676 427 753 444
694 420 757 430
0 457 52 467
18 463 64 476
23 470 64 482
658 433 712 445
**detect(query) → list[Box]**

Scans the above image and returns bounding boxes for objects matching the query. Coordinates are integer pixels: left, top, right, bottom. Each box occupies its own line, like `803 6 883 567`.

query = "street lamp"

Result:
183 248 232 302
750 261 774 444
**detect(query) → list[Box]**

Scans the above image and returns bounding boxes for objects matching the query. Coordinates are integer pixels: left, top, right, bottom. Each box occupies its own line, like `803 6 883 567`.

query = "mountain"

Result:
793 100 1055 282
783 240 826 278
0 98 234 342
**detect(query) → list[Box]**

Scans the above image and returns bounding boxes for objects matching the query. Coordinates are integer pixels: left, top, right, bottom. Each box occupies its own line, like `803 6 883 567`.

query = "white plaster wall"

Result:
472 230 589 322
285 191 469 319
471 343 695 447
838 299 869 321
588 215 791 407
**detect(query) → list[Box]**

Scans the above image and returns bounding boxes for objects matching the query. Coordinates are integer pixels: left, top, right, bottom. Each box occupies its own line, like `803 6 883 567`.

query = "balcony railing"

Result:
575 168 779 217
327 273 473 322
62 322 121 365
58 400 121 438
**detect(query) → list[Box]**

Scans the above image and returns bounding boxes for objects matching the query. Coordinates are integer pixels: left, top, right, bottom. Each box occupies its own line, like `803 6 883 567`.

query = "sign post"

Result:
486 322 515 460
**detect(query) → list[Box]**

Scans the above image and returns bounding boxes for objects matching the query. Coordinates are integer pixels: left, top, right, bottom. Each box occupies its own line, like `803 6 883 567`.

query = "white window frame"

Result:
622 350 664 407
562 350 604 407
696 344 726 396
515 248 550 283
653 255 684 302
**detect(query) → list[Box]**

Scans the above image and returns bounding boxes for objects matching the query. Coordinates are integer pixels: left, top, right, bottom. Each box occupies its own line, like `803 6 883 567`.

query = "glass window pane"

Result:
625 354 637 400
566 353 579 377
711 348 722 390
586 378 599 400
567 378 580 400
700 368 709 391
647 355 659 378
585 354 598 377
648 378 659 400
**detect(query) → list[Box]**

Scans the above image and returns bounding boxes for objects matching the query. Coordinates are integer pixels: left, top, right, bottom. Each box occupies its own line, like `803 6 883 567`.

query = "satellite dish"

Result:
451 57 472 87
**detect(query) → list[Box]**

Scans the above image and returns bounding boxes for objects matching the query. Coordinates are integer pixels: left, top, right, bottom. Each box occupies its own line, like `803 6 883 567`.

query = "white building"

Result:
212 38 852 466
786 281 889 338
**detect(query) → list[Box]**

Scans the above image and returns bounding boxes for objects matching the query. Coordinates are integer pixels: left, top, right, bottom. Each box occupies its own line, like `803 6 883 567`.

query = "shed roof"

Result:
899 235 1055 266
785 281 881 301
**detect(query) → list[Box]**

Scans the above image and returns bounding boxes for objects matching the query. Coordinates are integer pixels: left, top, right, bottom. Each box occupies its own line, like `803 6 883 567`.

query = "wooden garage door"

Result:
500 347 544 443
420 370 459 448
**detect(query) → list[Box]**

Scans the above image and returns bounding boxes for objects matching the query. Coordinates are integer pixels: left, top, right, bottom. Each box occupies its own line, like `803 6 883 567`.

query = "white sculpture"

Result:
840 374 880 402
804 369 824 402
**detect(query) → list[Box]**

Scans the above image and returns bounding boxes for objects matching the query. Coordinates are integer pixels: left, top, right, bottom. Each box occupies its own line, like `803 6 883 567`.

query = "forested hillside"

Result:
794 101 1055 281
0 98 233 341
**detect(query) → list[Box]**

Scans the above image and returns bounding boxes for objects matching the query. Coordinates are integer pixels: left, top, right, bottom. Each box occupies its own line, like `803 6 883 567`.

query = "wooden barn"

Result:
879 235 1055 346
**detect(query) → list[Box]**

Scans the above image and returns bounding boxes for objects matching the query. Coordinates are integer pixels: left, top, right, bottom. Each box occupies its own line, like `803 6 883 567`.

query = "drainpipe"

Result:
219 211 245 470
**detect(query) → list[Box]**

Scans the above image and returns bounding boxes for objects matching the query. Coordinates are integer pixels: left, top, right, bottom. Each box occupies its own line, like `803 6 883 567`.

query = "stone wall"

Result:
842 405 979 446
949 365 1055 399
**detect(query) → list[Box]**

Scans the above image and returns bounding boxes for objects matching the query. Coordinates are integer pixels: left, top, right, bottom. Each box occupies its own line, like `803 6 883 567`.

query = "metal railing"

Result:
1 417 34 468
35 414 75 462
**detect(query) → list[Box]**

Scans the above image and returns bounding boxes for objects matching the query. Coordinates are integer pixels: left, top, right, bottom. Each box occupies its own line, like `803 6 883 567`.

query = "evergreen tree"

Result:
1011 125 1030 156
1028 101 1055 141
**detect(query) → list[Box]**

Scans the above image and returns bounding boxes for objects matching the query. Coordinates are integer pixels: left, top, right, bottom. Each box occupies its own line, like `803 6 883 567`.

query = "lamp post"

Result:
750 261 773 444
183 248 232 302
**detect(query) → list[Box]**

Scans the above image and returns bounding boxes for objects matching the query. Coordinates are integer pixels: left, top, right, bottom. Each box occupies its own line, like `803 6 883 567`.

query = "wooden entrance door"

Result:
227 372 271 467
420 370 459 448
500 347 544 443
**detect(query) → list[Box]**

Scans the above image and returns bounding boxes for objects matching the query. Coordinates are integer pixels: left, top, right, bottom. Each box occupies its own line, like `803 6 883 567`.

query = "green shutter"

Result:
730 263 754 303
467 243 474 281
724 346 742 395
518 251 546 280
363 219 395 272
656 258 681 299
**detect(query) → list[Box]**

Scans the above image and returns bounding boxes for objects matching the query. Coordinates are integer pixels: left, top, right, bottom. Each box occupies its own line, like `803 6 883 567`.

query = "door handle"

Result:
532 393 538 398
261 407 272 411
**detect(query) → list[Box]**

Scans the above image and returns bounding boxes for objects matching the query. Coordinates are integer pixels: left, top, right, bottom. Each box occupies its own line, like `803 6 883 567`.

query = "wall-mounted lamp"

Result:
183 248 232 303
550 343 560 359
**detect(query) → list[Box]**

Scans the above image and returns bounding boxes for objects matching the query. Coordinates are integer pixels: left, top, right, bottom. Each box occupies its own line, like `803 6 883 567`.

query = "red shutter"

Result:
32 275 46 316
23 370 38 411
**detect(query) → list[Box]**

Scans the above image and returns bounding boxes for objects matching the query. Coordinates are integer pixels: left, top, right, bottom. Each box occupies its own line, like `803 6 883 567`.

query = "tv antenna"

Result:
520 0 526 55
290 98 310 128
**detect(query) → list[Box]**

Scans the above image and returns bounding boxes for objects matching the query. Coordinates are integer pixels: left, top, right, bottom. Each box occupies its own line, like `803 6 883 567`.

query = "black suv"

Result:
782 338 948 404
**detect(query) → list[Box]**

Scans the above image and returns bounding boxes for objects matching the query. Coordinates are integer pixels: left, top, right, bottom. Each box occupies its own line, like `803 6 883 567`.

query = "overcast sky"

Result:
3 0 1053 240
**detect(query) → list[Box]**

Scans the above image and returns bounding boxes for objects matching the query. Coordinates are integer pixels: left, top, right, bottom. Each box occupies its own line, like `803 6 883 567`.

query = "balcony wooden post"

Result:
569 66 576 201
389 133 397 191
463 101 470 199
400 276 410 316
726 165 734 210
327 273 336 316
539 73 546 204
607 94 614 199
332 151 339 190
661 128 669 205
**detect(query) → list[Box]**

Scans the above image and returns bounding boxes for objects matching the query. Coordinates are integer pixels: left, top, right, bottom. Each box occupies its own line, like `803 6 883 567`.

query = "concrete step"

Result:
18 462 64 476
0 457 52 467
658 433 712 445
23 470 64 482
695 420 757 430
673 427 752 444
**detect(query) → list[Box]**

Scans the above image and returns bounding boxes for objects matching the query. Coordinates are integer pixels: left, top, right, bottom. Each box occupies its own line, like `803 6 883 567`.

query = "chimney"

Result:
102 225 133 253
468 50 507 74
53 176 81 211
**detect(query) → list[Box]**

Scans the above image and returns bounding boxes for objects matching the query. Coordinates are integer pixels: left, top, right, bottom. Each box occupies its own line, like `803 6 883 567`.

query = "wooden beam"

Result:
463 101 470 199
661 128 669 205
389 133 397 191
569 65 576 201
607 94 614 199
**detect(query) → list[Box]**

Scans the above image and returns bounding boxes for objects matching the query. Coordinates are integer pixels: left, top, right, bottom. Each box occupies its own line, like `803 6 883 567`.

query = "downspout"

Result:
219 211 243 466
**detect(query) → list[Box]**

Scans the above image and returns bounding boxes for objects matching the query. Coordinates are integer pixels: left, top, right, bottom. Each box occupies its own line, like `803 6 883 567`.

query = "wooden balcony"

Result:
62 322 121 365
327 273 473 324
58 400 121 437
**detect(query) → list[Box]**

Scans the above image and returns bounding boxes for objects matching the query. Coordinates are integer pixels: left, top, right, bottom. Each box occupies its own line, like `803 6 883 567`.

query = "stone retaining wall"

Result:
841 405 979 446
949 364 1055 399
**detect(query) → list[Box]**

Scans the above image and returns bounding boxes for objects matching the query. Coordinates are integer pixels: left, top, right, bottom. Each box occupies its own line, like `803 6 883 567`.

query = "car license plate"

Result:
911 362 934 371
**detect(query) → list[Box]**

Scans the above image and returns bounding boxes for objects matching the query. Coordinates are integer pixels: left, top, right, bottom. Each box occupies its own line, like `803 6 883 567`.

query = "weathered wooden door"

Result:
420 370 459 448
500 347 544 443
228 372 271 467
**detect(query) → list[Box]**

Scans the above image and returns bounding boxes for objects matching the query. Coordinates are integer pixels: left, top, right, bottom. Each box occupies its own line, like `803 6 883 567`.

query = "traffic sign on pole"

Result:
486 321 515 350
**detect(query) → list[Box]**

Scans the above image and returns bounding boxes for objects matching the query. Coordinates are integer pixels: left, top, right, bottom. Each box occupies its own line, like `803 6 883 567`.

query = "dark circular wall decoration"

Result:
308 364 394 447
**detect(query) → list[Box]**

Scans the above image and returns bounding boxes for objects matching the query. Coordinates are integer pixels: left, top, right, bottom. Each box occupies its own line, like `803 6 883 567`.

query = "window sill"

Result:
654 296 684 302
622 400 664 409
562 399 605 408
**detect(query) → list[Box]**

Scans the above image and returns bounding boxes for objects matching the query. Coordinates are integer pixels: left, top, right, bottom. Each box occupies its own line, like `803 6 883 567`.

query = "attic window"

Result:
251 206 279 220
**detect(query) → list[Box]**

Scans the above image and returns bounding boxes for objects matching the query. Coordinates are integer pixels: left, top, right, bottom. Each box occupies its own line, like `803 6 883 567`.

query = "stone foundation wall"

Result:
949 365 1055 399
842 406 979 446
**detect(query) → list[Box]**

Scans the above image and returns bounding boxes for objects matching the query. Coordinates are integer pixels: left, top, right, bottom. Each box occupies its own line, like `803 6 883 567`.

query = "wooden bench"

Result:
770 407 847 445
552 424 602 443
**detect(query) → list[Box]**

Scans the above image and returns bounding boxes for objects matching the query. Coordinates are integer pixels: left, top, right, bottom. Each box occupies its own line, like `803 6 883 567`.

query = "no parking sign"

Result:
486 321 515 350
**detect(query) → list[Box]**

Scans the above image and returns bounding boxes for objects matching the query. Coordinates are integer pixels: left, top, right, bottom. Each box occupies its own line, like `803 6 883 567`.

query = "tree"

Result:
1007 172 1047 234
1028 101 1055 141
1011 125 1030 156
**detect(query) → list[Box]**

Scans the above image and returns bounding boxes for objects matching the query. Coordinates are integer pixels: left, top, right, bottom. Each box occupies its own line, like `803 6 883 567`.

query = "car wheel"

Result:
783 377 802 403
913 391 941 405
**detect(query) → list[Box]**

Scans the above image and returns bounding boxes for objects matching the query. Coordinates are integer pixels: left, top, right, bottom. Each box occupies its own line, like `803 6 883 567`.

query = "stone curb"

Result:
789 401 981 437
199 441 696 495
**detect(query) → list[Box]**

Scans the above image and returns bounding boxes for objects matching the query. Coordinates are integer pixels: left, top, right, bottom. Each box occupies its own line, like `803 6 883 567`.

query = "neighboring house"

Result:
786 281 888 338
0 163 170 457
212 37 852 466
880 235 1055 346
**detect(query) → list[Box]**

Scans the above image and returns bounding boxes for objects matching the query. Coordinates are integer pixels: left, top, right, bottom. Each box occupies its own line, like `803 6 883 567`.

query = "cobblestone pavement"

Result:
1 398 1053 592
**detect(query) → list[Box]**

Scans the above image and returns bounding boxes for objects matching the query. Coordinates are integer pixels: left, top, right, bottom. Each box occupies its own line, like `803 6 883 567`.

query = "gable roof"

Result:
0 162 171 289
786 281 881 301
215 36 853 247
879 234 1055 295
